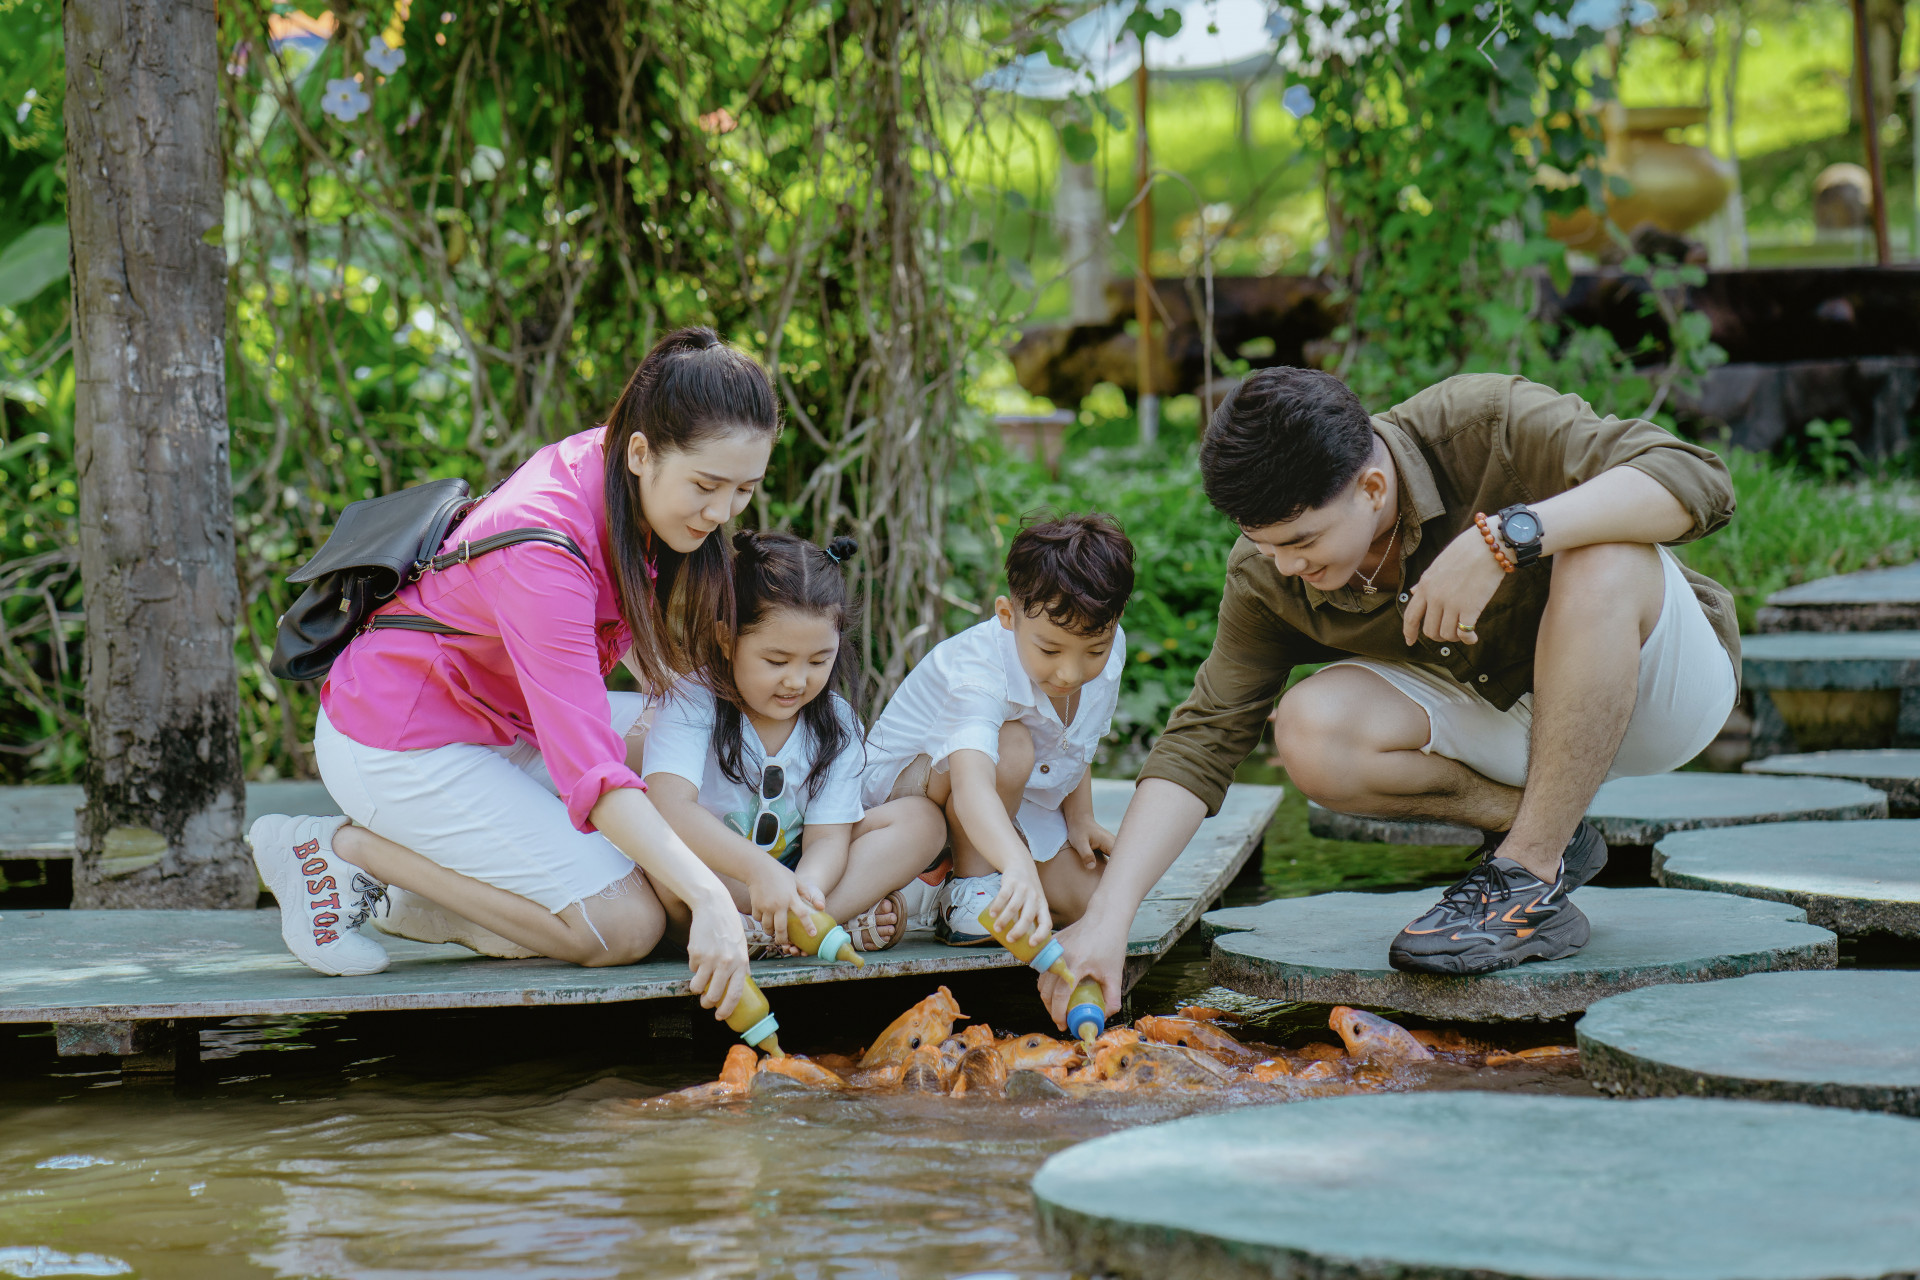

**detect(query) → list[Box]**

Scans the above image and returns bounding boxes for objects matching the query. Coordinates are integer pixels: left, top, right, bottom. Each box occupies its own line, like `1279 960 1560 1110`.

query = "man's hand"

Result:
1403 522 1508 646
1064 812 1115 871
1037 912 1126 1030
987 856 1052 947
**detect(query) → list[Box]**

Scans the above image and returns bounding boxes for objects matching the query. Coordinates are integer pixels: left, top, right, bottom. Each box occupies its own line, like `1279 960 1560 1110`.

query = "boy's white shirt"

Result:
643 679 866 861
860 616 1125 816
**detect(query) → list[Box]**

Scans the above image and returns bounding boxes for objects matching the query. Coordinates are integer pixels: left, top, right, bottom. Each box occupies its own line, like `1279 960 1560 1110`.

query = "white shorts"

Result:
1327 547 1737 789
314 692 653 915
862 752 1071 864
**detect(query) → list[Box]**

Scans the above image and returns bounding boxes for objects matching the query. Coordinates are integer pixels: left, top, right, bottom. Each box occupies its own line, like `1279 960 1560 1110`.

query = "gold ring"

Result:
1458 623 1477 634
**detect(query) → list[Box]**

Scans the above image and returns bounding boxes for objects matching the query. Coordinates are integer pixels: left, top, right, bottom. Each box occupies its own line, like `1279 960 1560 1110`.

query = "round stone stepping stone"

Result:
1653 819 1920 938
1758 561 1920 634
1204 886 1835 1022
1744 749 1920 812
1032 1093 1920 1280
1742 629 1920 690
1583 770 1887 845
1578 970 1920 1115
1304 800 1478 847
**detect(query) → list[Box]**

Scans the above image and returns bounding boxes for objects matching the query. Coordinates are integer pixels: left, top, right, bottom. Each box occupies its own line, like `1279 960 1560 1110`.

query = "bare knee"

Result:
568 885 665 967
1549 543 1663 637
1271 671 1420 806
996 720 1035 802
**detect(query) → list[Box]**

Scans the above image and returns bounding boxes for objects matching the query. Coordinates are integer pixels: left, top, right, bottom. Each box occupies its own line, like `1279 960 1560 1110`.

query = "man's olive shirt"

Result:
1138 373 1740 816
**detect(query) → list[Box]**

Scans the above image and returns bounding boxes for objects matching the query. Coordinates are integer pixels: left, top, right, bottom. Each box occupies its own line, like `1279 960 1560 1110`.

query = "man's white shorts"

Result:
1326 547 1737 788
314 691 651 914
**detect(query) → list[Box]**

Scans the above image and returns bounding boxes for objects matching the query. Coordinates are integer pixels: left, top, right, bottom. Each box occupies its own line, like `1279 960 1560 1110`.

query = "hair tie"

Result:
826 545 844 564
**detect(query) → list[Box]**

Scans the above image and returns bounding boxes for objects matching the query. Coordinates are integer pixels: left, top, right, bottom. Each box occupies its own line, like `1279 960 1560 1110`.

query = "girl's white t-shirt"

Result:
641 679 867 859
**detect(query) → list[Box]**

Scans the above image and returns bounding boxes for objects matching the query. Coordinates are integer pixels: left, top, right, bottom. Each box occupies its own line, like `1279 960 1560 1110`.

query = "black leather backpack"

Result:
268 477 586 682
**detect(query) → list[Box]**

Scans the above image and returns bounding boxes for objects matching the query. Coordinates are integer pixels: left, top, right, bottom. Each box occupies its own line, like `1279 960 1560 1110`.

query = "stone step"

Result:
1 781 341 860
1306 770 1887 852
1740 630 1920 758
1757 561 1920 634
1743 748 1920 813
1578 969 1920 1116
1653 819 1920 939
1204 886 1834 1022
1033 1093 1920 1280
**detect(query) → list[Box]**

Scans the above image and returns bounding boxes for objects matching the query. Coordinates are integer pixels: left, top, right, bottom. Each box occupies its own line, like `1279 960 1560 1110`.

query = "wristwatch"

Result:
1495 503 1546 568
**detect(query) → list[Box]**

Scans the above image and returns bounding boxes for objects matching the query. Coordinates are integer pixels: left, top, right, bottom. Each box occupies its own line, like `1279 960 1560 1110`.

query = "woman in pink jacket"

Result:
248 328 771 1022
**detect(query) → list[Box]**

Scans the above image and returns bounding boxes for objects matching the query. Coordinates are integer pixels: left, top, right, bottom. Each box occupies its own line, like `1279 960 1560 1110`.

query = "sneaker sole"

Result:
1388 903 1592 976
933 917 995 947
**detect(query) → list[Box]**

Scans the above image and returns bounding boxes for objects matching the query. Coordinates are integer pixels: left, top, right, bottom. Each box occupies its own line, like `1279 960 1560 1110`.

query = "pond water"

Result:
0 924 1593 1280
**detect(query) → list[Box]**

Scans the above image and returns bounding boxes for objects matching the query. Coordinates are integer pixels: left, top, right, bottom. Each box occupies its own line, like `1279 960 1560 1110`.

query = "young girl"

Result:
643 531 944 955
246 327 774 1026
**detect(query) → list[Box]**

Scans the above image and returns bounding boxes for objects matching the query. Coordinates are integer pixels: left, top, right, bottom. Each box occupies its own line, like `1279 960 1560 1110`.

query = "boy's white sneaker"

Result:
248 814 390 977
373 887 539 959
933 872 1001 946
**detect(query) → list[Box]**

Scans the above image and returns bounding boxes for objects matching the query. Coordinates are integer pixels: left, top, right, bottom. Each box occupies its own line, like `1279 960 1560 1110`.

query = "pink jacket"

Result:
322 428 643 832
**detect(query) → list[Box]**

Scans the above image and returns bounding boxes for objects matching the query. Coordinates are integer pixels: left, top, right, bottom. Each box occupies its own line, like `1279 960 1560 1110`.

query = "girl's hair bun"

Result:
826 536 858 565
732 528 762 558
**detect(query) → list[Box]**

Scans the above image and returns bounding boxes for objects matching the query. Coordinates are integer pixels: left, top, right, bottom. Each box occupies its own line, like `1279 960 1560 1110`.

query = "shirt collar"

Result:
996 622 1047 715
1300 421 1447 612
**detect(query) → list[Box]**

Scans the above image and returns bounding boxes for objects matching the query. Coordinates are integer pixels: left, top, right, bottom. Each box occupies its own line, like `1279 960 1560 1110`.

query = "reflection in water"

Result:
0 932 1591 1280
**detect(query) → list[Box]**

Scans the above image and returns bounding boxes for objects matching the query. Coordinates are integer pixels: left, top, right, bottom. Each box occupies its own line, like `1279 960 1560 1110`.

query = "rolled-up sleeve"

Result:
491 546 646 832
1138 544 1308 816
1501 377 1735 544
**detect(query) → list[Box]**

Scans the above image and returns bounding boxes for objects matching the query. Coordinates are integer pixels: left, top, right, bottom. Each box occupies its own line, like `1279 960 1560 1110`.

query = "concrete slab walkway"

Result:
1578 969 1920 1115
1757 562 1920 634
1653 819 1920 938
1032 1094 1920 1280
1204 886 1835 1021
1741 630 1920 758
0 781 1280 1070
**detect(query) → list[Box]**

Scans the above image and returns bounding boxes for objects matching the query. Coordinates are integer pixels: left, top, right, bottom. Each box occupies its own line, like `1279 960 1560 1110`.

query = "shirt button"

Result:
1439 646 1451 656
1039 764 1050 773
1478 674 1488 683
1398 592 1409 603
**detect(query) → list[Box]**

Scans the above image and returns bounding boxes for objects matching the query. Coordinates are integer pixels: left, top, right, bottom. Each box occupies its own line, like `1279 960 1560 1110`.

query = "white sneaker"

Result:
896 876 942 932
249 814 390 976
373 887 539 959
933 872 1001 946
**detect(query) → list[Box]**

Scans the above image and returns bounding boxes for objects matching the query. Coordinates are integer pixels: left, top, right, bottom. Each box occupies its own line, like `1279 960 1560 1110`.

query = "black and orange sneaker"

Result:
1464 821 1608 889
1387 856 1590 975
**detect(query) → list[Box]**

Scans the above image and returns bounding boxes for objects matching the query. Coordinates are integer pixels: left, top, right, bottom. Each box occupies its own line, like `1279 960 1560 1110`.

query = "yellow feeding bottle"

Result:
976 907 1073 980
723 976 785 1057
1066 976 1107 1044
788 908 863 967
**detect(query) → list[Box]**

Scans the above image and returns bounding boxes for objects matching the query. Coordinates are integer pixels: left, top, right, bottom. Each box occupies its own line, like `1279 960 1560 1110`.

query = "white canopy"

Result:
976 0 1291 100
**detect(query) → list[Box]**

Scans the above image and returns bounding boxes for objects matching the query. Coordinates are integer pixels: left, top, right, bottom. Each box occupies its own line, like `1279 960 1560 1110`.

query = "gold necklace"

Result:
1355 510 1402 595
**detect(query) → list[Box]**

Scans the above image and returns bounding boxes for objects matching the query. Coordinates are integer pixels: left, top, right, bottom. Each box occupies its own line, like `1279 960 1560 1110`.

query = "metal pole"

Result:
1133 46 1158 445
1850 0 1892 265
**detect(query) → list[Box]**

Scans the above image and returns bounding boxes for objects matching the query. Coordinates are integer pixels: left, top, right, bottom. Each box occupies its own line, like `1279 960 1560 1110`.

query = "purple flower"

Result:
364 38 407 76
322 78 371 123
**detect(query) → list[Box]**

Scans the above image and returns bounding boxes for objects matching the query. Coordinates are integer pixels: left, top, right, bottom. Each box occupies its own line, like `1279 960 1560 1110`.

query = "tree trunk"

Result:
1056 160 1112 325
63 0 250 908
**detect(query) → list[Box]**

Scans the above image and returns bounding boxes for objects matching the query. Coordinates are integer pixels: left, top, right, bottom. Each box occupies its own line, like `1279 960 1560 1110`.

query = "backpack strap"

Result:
366 527 593 639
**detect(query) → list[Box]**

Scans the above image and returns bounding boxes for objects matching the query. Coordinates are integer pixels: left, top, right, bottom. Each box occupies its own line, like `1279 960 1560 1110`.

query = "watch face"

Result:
1505 512 1540 544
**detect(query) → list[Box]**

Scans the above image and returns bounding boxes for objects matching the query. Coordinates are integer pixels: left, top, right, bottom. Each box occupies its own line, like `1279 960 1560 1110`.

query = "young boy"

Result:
860 514 1135 949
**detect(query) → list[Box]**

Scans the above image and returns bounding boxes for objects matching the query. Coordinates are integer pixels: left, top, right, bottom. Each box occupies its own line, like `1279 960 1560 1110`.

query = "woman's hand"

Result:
1403 523 1508 646
686 896 750 1021
1064 814 1116 872
987 857 1052 949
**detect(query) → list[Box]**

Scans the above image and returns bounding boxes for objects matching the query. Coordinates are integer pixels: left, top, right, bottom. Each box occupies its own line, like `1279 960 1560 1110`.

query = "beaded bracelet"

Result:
1474 512 1516 574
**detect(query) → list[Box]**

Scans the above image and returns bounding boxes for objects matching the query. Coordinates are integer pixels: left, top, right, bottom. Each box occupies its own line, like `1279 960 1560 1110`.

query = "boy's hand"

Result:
988 858 1052 949
1065 814 1115 872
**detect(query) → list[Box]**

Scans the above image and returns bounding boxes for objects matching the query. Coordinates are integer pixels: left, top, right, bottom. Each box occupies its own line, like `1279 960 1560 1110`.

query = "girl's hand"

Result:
687 897 750 1022
988 859 1052 949
745 858 804 946
1065 816 1115 872
1403 523 1508 646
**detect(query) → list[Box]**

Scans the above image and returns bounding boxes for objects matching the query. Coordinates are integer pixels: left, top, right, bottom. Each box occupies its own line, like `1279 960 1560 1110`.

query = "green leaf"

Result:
0 432 51 463
1005 258 1034 291
1059 121 1098 164
0 223 69 309
201 223 226 246
959 239 993 266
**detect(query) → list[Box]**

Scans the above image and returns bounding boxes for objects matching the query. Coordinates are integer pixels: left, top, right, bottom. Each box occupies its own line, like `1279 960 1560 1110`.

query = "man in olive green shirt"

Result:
1040 370 1740 1021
